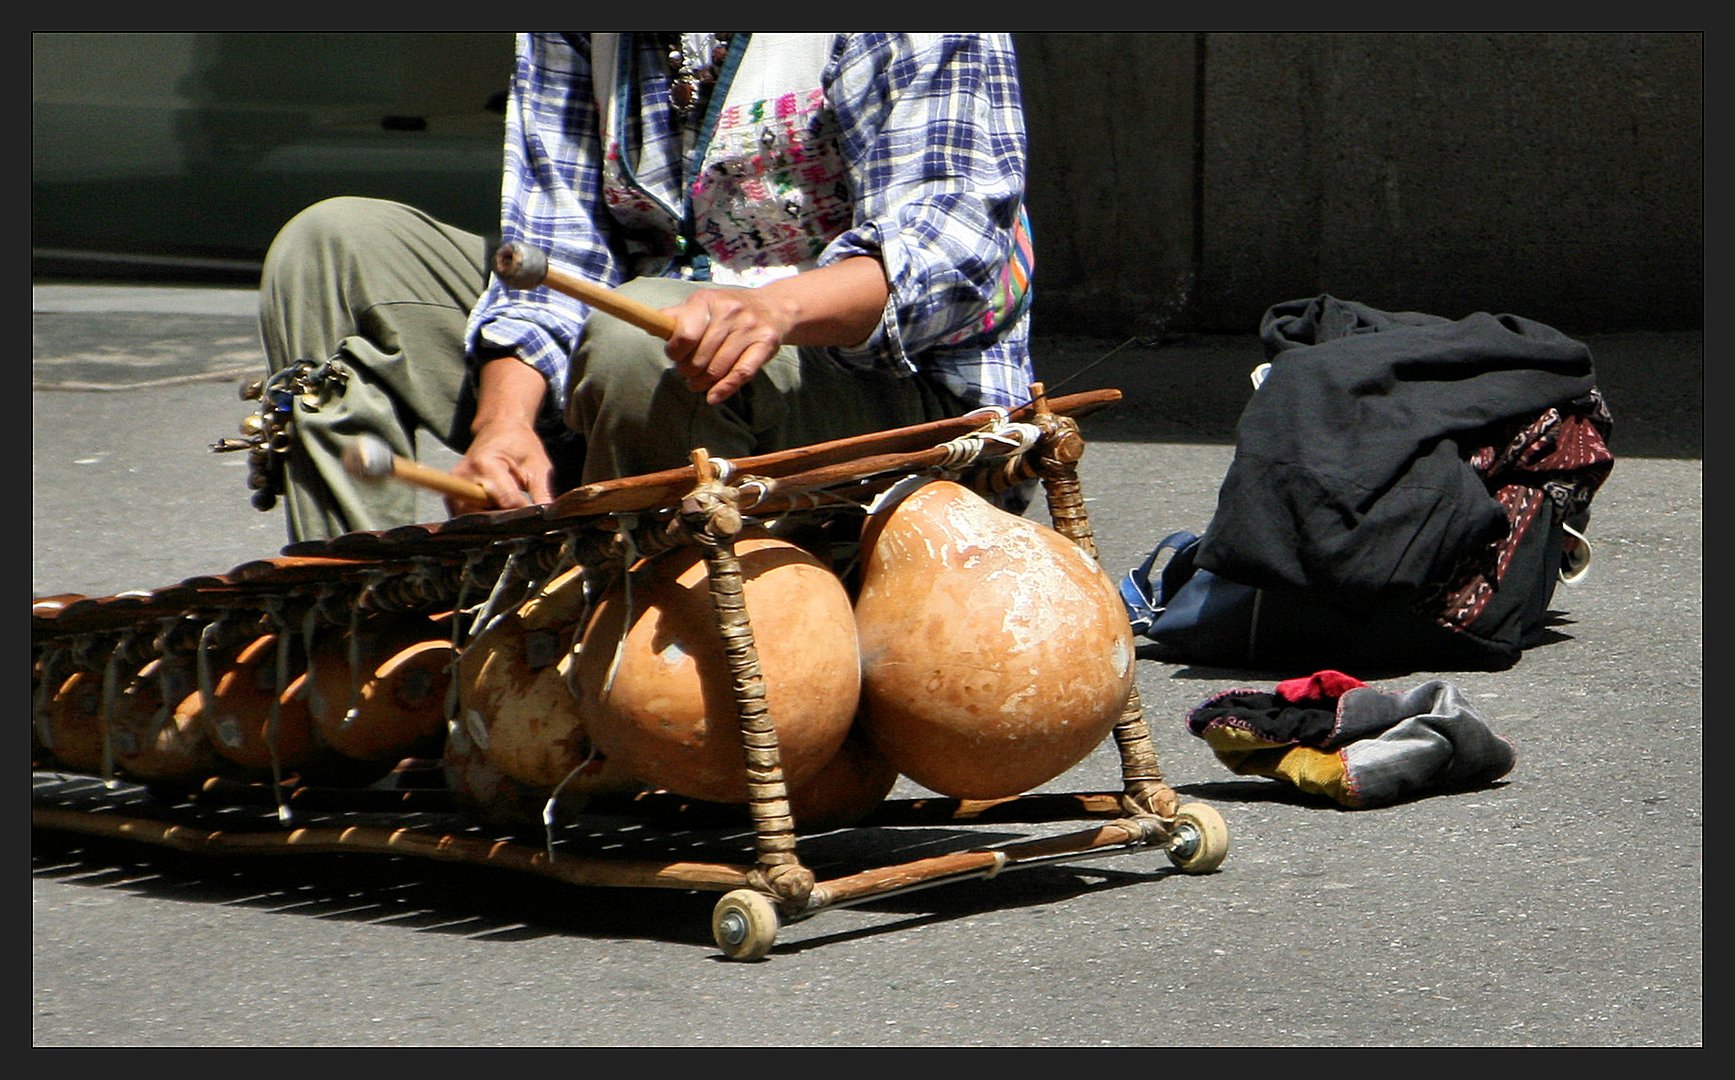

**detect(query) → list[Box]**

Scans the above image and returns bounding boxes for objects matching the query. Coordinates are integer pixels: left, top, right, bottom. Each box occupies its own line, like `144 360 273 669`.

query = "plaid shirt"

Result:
466 32 1035 423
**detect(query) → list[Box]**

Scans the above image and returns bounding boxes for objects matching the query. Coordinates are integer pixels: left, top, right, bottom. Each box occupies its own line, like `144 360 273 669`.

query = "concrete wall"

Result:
1015 31 1703 336
34 32 1702 335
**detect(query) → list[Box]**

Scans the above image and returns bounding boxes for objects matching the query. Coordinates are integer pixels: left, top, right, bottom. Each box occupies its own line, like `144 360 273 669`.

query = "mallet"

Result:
493 241 678 340
341 435 490 504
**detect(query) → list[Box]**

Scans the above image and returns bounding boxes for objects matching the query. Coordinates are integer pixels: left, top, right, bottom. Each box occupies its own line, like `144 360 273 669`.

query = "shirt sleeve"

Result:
820 33 1034 375
463 32 623 420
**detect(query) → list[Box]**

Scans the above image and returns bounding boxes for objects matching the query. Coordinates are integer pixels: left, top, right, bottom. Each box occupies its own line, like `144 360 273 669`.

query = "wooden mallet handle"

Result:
494 241 677 340
342 436 490 504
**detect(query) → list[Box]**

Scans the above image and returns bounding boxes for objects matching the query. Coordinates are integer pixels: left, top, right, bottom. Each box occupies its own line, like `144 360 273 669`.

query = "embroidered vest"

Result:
591 33 848 287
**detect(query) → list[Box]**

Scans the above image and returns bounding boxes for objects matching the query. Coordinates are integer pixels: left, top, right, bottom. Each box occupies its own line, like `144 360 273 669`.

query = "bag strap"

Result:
1119 530 1201 635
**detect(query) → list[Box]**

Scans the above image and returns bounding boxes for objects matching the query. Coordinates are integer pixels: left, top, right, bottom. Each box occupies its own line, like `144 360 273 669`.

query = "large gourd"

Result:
456 566 640 798
852 479 1134 799
573 532 860 805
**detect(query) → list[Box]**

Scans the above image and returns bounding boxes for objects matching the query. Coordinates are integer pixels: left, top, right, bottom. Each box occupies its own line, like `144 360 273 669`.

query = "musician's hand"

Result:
451 421 554 515
663 288 788 406
661 256 892 406
451 355 556 515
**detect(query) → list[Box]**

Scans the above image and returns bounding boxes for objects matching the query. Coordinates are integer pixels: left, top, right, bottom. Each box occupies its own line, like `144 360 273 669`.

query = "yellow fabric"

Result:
1199 726 1356 807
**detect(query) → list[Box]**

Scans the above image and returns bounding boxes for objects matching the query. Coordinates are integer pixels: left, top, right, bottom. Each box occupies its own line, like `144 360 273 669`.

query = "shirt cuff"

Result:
469 318 570 422
822 226 914 374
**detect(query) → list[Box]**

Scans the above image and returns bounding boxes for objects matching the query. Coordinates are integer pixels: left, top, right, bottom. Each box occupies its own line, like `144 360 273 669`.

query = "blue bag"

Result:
1119 531 1434 669
1119 519 1584 672
1119 531 1377 667
1119 531 1269 663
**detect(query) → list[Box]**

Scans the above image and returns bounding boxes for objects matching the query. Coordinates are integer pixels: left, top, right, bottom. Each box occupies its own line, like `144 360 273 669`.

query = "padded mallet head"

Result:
340 435 490 504
493 241 548 290
341 434 396 482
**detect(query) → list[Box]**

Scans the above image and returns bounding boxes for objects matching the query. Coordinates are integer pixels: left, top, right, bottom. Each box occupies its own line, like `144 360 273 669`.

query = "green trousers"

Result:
258 197 965 543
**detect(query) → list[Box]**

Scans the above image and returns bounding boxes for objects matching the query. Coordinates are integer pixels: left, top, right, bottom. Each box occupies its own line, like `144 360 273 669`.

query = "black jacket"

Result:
1196 295 1600 612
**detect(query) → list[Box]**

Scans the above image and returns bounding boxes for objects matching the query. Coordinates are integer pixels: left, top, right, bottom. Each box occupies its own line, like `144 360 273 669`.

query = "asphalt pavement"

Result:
31 283 1703 1048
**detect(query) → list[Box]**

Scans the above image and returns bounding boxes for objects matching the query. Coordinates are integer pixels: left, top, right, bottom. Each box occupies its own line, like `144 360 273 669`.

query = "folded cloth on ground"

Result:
1185 670 1517 808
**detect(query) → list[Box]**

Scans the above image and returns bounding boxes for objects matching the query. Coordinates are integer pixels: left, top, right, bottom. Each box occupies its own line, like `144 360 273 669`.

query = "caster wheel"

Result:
712 889 780 962
1166 801 1229 874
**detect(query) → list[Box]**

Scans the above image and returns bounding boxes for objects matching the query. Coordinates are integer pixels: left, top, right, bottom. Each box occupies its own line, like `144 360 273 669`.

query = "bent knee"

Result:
580 280 698 359
576 327 676 396
263 197 420 273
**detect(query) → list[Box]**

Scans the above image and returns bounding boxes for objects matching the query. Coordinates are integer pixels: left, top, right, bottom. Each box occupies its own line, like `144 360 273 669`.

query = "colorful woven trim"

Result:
941 203 1034 345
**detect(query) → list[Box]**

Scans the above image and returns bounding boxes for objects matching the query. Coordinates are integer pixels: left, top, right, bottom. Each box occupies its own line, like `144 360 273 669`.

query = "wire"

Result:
1015 334 1167 411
